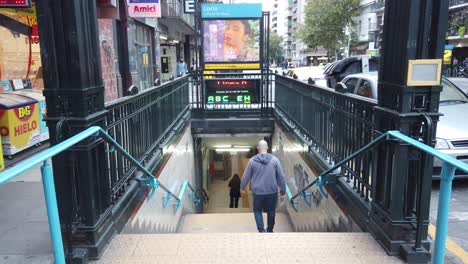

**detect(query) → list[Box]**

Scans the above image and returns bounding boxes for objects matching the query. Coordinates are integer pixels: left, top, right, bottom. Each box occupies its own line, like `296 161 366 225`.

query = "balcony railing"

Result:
161 0 194 28
371 0 385 11
368 22 379 32
449 0 468 8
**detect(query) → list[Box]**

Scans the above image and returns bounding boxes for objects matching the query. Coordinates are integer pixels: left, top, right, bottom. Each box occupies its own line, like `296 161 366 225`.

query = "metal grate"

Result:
451 140 468 148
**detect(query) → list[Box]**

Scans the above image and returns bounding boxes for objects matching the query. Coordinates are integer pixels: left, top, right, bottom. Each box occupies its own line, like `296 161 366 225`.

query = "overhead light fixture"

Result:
215 148 250 153
159 35 168 40
213 145 231 149
172 40 180 44
233 146 251 149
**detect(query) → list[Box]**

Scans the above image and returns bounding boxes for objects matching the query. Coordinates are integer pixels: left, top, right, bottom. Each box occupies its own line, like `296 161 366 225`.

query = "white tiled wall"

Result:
123 126 197 234
273 124 361 232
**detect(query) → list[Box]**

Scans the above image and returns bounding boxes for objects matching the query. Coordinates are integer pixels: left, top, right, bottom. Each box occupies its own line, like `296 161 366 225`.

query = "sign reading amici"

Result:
205 79 261 105
201 3 263 70
127 0 161 18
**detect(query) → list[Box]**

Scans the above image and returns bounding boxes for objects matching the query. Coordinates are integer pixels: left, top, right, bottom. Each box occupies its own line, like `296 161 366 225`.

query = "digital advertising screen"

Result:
203 19 260 63
206 79 260 105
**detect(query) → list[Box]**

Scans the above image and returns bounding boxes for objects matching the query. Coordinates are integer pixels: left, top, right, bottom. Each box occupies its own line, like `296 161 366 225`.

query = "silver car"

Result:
338 73 468 178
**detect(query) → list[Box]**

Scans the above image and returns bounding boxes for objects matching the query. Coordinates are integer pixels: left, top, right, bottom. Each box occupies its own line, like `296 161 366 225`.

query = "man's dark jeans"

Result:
253 193 277 232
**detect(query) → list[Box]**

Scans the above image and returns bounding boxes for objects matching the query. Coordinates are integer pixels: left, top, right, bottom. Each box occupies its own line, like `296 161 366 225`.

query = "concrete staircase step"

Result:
180 212 292 233
203 207 252 214
94 233 405 264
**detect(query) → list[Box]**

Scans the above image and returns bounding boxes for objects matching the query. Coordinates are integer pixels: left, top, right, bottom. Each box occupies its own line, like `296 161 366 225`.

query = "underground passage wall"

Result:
122 125 198 234
273 122 361 232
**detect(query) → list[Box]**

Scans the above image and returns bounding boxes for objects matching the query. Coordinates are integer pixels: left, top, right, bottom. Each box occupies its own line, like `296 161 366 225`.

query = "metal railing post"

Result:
41 161 65 264
433 162 456 264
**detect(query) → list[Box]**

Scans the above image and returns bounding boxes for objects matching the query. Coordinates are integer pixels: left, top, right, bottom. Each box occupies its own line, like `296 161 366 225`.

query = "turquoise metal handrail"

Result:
289 130 468 264
176 180 201 210
0 126 187 264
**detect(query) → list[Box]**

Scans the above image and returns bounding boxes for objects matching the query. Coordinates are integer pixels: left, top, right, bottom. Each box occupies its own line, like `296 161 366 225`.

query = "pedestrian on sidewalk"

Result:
176 58 188 77
240 140 286 233
228 173 241 208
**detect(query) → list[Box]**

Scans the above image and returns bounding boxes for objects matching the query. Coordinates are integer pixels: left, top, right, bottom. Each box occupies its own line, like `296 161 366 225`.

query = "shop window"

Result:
0 11 42 90
134 22 154 90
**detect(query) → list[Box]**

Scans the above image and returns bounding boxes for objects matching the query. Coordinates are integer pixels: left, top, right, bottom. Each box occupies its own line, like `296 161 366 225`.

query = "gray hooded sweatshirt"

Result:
240 153 286 195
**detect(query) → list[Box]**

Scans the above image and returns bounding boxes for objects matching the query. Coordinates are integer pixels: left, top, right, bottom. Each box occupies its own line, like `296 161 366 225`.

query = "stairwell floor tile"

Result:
266 254 316 264
133 242 179 256
314 254 362 264
266 248 313 256
352 246 388 256
101 236 139 257
95 256 167 264
177 247 219 256
216 254 268 264
306 248 356 256
176 254 217 263
218 249 267 258
358 255 405 264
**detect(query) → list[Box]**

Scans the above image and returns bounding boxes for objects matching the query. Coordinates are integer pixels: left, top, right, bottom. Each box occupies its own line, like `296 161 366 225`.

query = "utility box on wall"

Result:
161 57 170 73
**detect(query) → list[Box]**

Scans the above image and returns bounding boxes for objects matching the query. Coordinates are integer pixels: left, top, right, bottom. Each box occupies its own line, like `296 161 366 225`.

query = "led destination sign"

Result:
206 79 260 105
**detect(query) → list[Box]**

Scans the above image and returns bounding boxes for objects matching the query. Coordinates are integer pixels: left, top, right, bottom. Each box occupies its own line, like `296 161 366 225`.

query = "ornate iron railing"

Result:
105 76 190 203
275 74 377 202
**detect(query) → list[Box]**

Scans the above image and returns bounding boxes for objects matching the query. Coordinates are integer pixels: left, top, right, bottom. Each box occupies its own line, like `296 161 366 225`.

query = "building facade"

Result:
354 0 468 62
0 0 197 104
350 0 378 56
271 0 328 66
271 0 291 62
447 0 468 64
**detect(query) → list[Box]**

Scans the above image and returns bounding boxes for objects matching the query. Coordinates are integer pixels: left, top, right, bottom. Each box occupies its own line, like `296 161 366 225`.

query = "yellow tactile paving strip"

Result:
94 233 405 264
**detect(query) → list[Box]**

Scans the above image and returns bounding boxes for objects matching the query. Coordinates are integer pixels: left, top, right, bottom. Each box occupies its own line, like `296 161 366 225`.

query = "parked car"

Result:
283 66 327 87
323 57 379 88
445 77 468 95
337 73 468 179
338 72 379 99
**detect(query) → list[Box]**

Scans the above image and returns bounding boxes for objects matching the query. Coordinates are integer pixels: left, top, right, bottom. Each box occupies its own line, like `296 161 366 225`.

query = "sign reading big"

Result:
127 0 161 18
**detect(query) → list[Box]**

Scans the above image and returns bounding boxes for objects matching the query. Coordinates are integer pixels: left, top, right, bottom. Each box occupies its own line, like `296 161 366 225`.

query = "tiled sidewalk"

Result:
0 164 53 264
94 233 405 264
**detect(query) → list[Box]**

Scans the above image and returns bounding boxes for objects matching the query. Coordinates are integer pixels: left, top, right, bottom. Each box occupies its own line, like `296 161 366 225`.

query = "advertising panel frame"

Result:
200 3 264 71
201 18 263 70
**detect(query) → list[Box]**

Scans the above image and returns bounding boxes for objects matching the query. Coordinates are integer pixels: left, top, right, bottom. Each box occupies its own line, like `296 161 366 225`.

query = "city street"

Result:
0 0 467 262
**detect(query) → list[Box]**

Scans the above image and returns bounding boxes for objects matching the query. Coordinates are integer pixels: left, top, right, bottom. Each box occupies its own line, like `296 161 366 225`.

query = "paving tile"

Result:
176 254 217 263
0 222 52 255
314 254 362 264
0 255 53 264
267 254 316 264
216 254 268 264
358 255 406 264
97 233 403 263
100 235 139 257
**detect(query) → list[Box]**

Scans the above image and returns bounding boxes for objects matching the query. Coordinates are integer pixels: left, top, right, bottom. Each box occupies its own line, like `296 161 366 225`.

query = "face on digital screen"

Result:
203 19 260 62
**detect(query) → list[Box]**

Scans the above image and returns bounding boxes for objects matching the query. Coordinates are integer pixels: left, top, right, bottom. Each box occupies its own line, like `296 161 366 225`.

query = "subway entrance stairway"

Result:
89 124 405 264
94 230 399 264
94 181 402 264
1 73 466 264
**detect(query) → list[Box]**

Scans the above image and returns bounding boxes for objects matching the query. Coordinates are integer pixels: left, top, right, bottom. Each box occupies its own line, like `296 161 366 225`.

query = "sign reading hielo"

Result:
127 0 161 18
